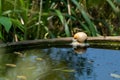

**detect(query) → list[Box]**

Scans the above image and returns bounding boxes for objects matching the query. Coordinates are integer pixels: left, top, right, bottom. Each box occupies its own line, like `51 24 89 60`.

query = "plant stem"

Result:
67 0 71 15
36 0 43 39
0 0 2 15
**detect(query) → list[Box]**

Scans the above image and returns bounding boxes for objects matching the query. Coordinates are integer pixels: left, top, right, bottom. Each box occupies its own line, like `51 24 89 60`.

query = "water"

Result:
0 48 120 80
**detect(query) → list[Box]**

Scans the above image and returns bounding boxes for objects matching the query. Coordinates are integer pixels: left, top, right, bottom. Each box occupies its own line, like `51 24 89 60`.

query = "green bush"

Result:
0 0 120 42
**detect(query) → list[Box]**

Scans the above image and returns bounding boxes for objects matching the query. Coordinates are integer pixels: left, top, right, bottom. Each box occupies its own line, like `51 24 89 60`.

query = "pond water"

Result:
0 47 120 80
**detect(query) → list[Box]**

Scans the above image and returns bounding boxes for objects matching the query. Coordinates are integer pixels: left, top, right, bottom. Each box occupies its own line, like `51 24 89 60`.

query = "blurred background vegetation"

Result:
0 0 120 42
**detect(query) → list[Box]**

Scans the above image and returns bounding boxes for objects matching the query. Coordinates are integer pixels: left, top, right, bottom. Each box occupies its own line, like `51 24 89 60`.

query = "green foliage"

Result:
107 0 119 13
0 0 120 42
55 10 70 37
87 0 106 7
71 0 98 36
0 16 12 33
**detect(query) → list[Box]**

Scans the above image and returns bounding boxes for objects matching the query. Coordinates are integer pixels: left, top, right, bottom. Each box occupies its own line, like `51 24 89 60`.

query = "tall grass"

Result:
71 0 98 36
0 0 120 42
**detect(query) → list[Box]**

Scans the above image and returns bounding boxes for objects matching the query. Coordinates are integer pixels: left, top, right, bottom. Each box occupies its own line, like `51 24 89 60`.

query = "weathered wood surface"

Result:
87 36 120 49
0 36 120 50
87 36 120 41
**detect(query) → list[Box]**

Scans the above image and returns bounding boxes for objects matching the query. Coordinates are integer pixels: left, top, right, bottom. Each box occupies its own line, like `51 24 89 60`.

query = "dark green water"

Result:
0 48 120 80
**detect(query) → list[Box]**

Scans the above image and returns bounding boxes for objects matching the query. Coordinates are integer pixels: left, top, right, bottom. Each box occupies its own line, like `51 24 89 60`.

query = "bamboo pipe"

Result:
0 36 120 50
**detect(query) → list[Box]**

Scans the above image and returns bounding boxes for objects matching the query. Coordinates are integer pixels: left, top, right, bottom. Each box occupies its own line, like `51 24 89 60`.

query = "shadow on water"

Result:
0 47 120 80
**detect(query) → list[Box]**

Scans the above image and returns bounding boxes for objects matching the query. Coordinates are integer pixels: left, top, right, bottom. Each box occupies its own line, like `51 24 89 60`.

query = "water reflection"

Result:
1 47 120 80
74 47 87 54
0 48 94 80
0 48 17 76
43 48 94 80
6 49 52 80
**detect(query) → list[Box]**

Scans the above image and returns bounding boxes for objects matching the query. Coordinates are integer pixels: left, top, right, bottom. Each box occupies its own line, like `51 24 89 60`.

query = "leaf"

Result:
55 10 64 24
11 19 24 32
2 10 12 15
0 16 12 33
19 0 25 8
115 0 120 3
44 26 55 38
55 10 70 37
107 0 119 13
0 31 2 39
0 0 2 15
87 0 105 7
78 20 90 35
71 0 97 36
